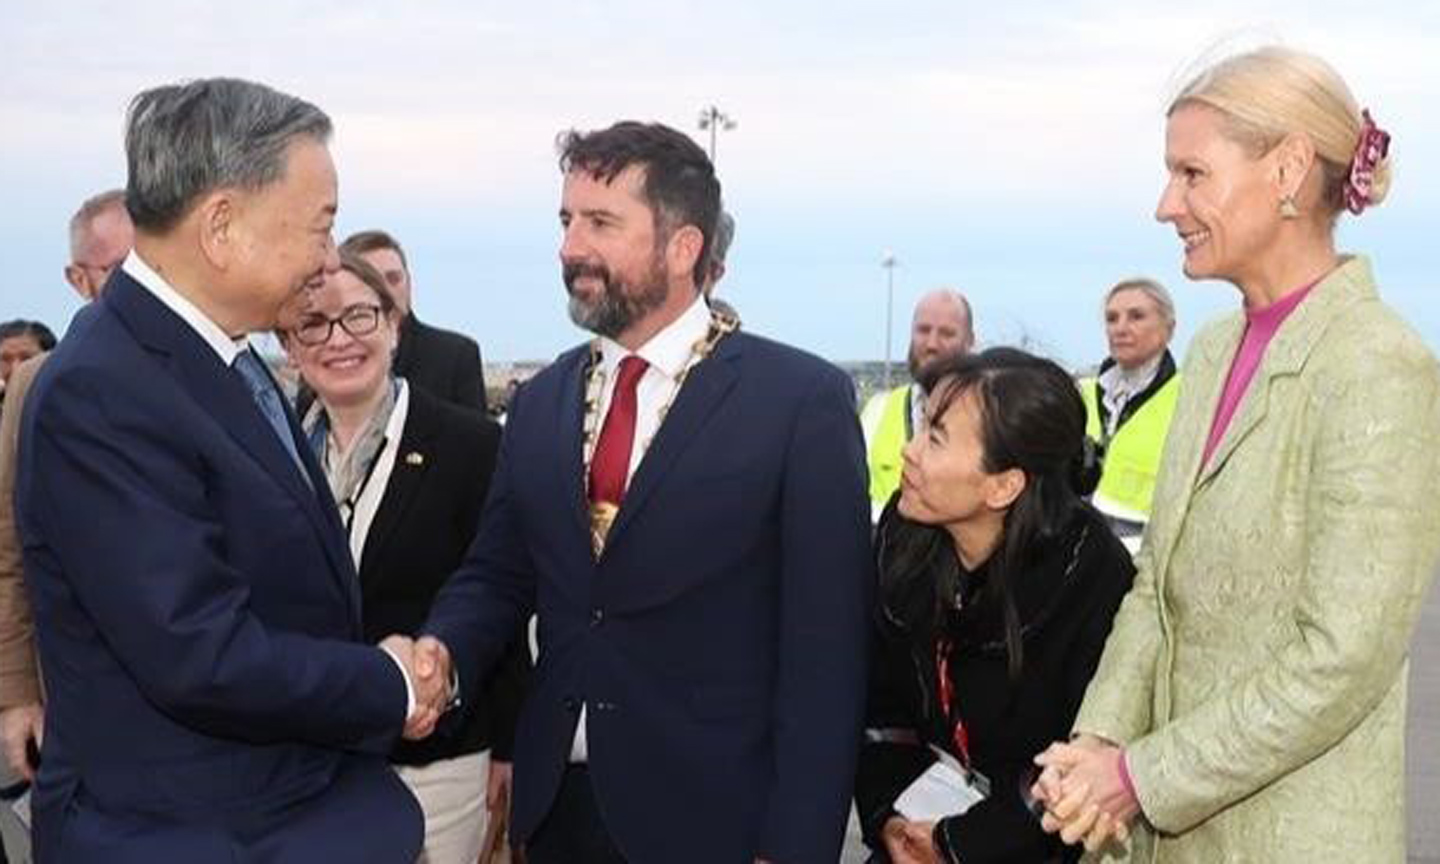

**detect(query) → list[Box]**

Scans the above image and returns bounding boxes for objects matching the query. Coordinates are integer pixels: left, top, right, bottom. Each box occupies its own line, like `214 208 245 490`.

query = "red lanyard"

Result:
934 636 971 767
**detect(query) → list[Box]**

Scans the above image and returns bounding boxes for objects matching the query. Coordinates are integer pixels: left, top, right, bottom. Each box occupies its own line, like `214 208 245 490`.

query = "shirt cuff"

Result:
379 644 417 720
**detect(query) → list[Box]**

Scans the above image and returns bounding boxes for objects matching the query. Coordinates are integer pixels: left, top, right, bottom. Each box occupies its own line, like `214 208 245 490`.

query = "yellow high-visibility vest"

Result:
863 384 911 512
1080 372 1181 521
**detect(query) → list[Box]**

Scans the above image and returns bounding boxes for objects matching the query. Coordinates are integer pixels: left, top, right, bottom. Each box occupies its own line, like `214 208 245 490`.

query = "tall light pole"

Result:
697 105 737 164
881 251 898 390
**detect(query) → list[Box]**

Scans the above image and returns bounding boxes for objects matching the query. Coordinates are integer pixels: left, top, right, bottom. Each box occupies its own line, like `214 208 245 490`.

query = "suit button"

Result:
594 701 616 712
562 696 580 712
590 608 604 626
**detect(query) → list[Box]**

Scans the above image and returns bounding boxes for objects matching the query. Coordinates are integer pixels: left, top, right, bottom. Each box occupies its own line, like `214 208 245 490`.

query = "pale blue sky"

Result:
3 1 1437 368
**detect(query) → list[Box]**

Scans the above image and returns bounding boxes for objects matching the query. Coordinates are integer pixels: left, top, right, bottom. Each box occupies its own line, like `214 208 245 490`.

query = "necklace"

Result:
581 308 739 557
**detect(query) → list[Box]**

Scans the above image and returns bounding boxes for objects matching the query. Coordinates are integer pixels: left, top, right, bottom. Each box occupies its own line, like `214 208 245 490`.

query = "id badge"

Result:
893 745 990 822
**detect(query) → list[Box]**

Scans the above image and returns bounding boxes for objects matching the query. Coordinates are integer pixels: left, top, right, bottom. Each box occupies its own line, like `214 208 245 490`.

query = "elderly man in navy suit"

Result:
15 78 436 862
410 122 874 864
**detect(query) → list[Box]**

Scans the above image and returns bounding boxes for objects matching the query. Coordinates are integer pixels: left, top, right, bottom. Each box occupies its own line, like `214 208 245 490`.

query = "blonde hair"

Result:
1105 277 1176 331
1170 46 1389 217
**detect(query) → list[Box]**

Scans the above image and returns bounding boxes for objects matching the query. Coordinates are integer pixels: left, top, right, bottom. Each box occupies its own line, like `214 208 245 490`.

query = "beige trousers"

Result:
396 749 491 864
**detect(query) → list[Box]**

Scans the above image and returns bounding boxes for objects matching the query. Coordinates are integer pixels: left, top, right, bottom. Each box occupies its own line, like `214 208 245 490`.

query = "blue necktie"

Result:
233 349 311 487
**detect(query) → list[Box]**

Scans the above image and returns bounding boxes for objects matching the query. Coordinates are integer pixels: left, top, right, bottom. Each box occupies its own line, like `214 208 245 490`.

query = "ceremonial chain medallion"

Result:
582 309 739 558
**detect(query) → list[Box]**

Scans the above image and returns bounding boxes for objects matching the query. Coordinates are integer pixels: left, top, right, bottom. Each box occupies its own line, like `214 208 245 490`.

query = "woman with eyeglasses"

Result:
282 251 529 864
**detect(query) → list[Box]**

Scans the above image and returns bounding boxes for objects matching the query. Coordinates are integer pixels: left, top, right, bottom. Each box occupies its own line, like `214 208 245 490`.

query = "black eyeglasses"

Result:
291 304 383 346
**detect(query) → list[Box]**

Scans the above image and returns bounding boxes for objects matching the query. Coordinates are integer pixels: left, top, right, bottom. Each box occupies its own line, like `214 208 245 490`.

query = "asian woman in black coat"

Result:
855 348 1134 863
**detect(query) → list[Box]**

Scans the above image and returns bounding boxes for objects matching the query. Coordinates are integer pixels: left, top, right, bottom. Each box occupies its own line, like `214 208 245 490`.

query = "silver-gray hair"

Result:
1105 277 1177 330
124 78 332 233
710 210 736 267
68 188 127 259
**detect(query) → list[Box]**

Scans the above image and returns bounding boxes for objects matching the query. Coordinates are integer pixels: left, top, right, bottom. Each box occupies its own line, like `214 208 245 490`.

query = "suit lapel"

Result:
108 274 362 624
603 335 742 554
359 390 435 589
1193 258 1371 488
553 348 593 543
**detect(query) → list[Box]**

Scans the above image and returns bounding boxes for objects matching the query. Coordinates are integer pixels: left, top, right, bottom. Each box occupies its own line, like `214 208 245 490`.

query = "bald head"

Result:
908 289 974 382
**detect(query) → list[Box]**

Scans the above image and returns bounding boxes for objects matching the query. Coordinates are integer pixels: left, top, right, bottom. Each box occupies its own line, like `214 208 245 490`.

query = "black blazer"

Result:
856 502 1135 863
357 385 528 765
393 315 488 414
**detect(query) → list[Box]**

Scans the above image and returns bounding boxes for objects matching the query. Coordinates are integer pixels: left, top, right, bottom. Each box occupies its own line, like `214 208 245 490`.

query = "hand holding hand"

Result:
380 634 447 740
0 703 44 782
401 635 454 740
1032 736 1139 852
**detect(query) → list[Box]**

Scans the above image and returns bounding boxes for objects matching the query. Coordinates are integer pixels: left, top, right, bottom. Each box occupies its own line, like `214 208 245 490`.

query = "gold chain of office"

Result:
581 309 740 557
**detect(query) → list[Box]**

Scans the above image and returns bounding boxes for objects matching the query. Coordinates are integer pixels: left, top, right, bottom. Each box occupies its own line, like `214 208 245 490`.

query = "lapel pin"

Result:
405 451 425 466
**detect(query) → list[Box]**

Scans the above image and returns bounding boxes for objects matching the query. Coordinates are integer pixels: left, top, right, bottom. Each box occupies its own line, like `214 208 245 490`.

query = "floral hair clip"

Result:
1344 109 1390 215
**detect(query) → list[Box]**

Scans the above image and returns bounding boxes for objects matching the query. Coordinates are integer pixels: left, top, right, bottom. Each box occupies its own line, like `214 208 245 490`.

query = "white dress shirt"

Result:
570 295 713 762
123 250 247 364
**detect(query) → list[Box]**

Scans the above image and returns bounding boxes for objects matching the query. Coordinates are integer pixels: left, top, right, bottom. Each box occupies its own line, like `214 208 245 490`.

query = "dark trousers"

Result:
526 765 627 864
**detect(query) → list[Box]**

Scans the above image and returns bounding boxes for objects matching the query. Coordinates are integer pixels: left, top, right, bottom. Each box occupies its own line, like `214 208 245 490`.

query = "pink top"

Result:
1201 283 1317 467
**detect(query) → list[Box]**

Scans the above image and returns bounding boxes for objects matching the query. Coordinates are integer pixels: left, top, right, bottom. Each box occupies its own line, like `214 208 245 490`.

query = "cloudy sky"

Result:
3 1 1437 368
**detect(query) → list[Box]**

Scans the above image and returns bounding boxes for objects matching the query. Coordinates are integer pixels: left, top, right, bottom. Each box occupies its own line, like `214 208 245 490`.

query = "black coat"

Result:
856 502 1135 863
357 386 528 765
393 315 488 413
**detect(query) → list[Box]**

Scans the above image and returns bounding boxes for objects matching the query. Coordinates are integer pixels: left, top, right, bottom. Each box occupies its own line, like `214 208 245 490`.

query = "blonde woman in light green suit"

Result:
1031 46 1440 862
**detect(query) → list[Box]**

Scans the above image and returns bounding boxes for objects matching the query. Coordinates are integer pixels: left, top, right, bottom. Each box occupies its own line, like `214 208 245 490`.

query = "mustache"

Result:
563 261 611 292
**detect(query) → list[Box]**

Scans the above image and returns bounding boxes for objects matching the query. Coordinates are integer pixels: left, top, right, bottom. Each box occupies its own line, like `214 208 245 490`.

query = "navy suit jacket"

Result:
425 327 874 863
15 270 423 863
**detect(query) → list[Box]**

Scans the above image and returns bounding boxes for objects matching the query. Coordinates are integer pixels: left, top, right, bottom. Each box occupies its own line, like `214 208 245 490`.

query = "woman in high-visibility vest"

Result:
1078 278 1180 547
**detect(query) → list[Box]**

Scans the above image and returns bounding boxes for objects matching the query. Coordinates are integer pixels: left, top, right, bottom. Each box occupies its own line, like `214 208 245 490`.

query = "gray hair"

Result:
124 78 332 233
710 210 736 268
1105 277 1176 330
68 188 126 259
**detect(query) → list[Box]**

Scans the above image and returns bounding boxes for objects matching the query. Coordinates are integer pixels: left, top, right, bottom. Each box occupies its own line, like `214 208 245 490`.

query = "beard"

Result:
564 255 669 340
907 342 927 382
909 342 967 383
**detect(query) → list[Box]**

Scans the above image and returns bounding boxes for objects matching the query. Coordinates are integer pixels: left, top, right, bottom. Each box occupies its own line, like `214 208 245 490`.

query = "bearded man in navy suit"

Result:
15 78 433 862
411 122 874 864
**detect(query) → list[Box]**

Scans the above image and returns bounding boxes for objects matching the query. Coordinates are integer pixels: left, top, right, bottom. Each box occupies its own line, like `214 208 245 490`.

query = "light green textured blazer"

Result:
1075 256 1440 862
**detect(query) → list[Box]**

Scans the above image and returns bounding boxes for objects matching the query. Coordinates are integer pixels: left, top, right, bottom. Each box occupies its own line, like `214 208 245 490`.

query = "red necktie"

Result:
589 355 648 506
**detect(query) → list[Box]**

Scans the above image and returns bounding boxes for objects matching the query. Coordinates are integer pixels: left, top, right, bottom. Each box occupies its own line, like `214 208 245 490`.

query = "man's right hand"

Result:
412 636 453 709
385 635 454 741
0 703 43 782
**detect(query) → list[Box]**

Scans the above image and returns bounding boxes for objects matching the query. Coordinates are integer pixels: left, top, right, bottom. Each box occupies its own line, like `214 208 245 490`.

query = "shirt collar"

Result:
1099 351 1163 397
598 295 712 379
122 249 249 365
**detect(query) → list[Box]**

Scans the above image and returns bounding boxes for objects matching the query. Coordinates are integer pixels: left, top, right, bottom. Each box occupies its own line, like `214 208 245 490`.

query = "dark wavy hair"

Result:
556 121 721 288
877 347 1095 680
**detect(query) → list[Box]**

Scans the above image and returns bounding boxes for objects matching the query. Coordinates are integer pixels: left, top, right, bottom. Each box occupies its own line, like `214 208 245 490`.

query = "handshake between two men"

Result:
380 634 457 741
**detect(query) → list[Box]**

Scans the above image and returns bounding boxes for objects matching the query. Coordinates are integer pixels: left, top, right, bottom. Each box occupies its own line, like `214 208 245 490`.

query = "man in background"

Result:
0 190 134 790
341 230 488 412
860 288 974 517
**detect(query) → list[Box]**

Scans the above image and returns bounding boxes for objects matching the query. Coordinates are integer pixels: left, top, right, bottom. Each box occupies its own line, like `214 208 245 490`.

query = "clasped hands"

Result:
379 635 454 740
1030 734 1140 854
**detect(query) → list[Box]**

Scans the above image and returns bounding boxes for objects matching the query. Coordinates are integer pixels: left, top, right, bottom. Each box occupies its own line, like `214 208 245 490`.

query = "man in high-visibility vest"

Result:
860 289 974 519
